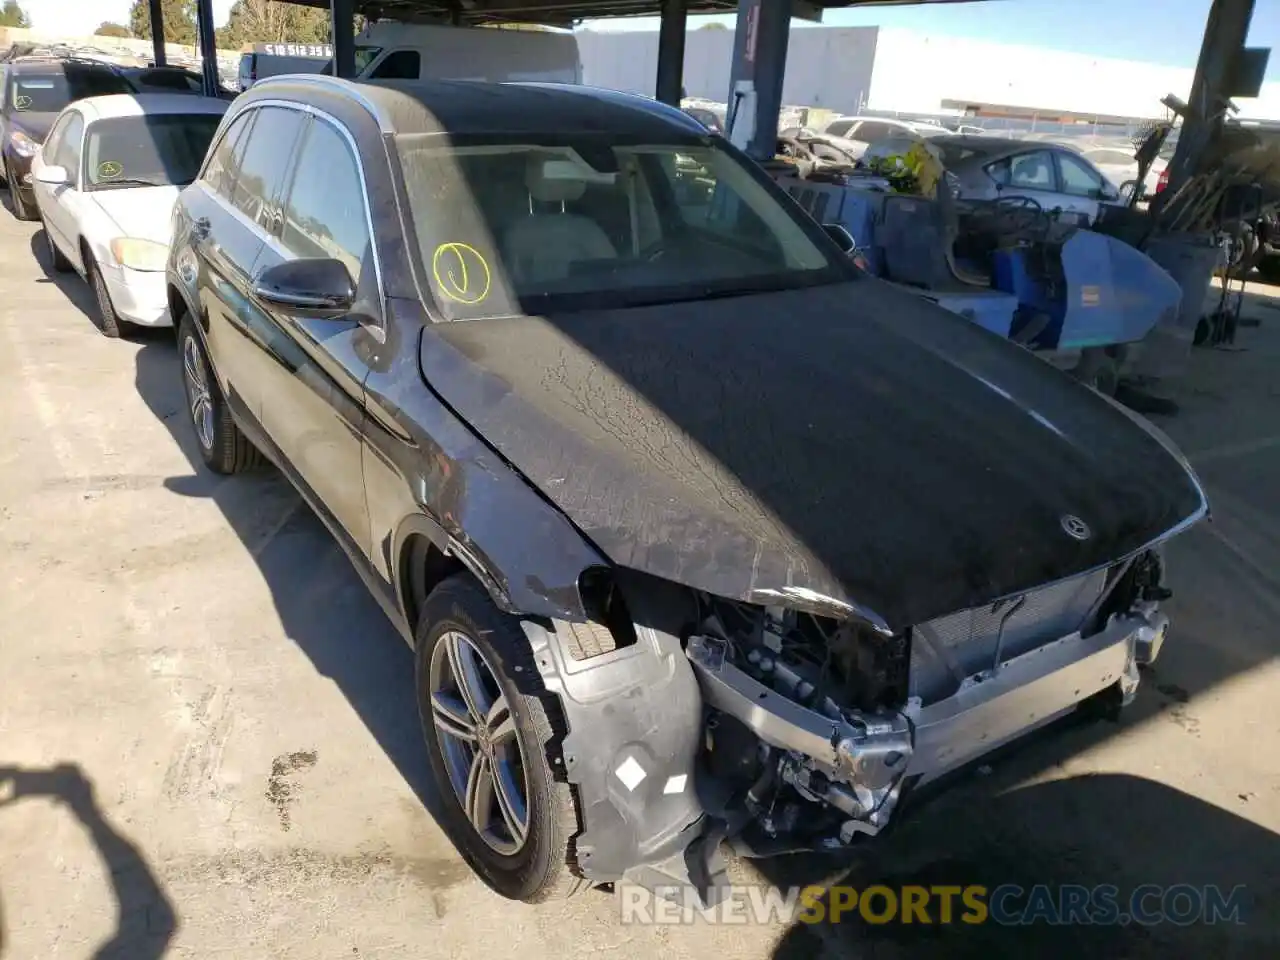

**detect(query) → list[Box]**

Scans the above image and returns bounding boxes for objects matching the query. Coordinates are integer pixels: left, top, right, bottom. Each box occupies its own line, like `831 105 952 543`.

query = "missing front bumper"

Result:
687 609 1165 833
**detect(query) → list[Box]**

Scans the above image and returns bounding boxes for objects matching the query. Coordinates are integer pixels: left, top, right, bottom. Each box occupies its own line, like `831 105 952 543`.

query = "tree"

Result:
0 0 31 29
94 22 132 38
698 21 729 30
218 0 331 47
128 0 197 45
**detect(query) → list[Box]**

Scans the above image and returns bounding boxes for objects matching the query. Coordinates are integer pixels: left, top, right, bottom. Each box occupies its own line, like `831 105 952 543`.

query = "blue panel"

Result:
1059 232 1182 350
924 291 1019 338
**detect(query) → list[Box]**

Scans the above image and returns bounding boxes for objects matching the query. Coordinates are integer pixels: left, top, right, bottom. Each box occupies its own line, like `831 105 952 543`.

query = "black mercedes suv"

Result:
166 75 1206 905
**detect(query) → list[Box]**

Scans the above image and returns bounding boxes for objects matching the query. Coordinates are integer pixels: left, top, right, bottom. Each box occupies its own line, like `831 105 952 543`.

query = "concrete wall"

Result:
868 28 1280 122
578 23 1280 123
577 25 879 115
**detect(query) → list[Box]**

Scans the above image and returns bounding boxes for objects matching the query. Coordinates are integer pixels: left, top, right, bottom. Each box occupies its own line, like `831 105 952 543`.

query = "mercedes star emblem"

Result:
1060 514 1091 541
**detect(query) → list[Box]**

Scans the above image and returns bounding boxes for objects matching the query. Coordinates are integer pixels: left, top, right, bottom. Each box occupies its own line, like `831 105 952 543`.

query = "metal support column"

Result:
147 0 166 67
725 0 791 162
1156 0 1255 207
331 0 357 80
195 0 219 96
655 0 687 107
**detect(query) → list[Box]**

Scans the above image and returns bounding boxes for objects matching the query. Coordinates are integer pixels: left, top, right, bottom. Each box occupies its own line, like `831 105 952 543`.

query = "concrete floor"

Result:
0 200 1277 959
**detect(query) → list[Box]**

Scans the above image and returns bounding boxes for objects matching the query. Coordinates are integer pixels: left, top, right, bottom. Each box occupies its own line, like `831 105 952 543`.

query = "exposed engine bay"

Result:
677 550 1171 863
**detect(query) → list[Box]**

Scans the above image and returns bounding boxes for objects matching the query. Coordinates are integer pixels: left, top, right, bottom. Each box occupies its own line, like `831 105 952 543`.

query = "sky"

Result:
21 0 1280 78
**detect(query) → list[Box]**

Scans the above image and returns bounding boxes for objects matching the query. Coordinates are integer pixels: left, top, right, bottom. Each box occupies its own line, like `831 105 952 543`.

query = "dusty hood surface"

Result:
420 279 1206 630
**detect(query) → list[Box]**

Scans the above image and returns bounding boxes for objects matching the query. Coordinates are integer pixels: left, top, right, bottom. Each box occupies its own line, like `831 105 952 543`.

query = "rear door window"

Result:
987 150 1057 190
228 106 306 232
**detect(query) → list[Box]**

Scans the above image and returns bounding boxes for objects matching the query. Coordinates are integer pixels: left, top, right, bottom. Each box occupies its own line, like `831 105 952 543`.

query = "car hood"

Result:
419 279 1206 630
8 111 56 142
91 186 181 245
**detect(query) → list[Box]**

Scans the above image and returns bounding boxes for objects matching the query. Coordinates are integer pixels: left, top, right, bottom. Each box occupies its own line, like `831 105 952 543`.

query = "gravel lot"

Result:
1 200 1277 959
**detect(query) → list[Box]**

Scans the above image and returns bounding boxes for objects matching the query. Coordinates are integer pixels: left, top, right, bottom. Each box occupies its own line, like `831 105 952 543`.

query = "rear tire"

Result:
177 313 263 474
415 575 585 902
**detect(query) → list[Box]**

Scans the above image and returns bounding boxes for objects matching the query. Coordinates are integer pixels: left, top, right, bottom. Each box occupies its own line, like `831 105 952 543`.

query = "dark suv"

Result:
167 75 1205 906
1 57 132 219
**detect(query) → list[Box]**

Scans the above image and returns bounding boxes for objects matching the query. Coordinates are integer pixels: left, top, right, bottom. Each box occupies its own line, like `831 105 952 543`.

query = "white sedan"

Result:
30 93 227 337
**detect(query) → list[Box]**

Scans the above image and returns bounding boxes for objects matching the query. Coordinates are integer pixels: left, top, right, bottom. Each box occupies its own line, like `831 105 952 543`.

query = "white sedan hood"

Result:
91 186 181 245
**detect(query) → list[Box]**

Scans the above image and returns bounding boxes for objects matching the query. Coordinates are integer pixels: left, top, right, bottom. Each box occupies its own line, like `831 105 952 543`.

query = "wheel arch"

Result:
398 528 467 639
166 279 198 332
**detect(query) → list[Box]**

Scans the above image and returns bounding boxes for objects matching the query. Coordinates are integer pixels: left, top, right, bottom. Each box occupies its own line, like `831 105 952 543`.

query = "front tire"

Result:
177 313 262 474
41 222 72 273
415 575 584 902
87 258 125 338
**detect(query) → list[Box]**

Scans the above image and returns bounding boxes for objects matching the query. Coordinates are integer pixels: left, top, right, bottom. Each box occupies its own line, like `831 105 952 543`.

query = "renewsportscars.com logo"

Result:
620 883 1249 927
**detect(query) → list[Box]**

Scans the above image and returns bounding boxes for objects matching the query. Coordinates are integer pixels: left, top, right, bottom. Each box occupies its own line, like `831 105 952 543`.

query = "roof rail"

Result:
252 73 392 132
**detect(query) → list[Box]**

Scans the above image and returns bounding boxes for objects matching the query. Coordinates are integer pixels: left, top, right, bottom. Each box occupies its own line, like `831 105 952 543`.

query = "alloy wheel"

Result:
429 630 530 856
182 334 215 452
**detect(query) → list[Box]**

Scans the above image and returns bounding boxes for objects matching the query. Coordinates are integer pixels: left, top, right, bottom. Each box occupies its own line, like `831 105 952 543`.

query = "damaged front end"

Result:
538 551 1175 906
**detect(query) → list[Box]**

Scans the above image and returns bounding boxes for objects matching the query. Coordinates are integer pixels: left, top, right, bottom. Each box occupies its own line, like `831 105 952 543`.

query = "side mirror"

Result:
822 222 856 254
34 164 69 185
252 258 354 316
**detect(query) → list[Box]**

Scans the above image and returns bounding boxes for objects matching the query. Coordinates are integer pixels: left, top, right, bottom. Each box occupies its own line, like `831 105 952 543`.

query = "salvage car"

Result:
166 75 1208 905
31 93 227 336
932 134 1125 225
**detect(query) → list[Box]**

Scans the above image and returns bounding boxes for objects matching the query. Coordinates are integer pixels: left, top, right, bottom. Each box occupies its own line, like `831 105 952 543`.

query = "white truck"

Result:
322 21 582 85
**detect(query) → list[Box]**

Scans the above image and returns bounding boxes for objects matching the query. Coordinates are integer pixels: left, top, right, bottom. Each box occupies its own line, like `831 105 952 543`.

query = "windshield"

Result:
84 113 223 190
397 134 848 318
9 67 130 114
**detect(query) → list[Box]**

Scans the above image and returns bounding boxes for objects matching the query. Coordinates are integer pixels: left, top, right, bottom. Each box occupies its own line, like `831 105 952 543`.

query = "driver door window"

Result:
279 117 370 284
53 112 84 180
42 112 72 165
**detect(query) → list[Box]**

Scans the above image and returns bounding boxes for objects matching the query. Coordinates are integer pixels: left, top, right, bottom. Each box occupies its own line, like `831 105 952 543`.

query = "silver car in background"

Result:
932 134 1124 224
823 115 952 141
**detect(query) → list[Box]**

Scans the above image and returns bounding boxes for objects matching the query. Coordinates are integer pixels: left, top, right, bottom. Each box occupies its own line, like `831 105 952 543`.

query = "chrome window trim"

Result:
194 97 387 341
253 74 394 133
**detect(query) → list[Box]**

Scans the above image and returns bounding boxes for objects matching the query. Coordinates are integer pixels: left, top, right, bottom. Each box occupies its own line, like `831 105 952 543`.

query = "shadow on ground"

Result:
758 770 1275 959
131 335 446 824
26 225 99 327
0 763 177 959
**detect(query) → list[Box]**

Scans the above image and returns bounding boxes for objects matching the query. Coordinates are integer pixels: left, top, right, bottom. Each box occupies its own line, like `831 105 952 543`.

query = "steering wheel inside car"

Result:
992 195 1048 236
